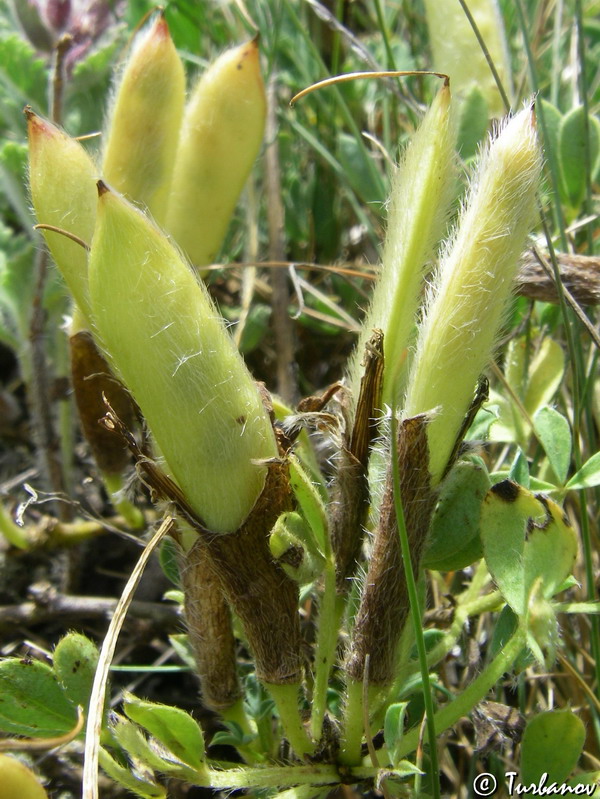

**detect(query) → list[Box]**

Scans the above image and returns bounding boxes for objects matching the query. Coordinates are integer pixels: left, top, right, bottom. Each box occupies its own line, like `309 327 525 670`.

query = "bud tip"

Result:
153 11 169 38
529 100 537 129
240 36 260 65
97 179 110 197
24 107 50 140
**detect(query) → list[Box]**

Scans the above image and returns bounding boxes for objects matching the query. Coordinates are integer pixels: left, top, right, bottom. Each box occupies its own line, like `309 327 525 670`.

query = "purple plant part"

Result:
11 0 125 69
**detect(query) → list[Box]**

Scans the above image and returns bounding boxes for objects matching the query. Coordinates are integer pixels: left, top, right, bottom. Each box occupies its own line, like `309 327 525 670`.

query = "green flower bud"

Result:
404 105 542 484
102 13 185 224
88 184 278 533
165 39 266 273
270 511 325 583
346 84 455 412
26 109 97 321
423 0 512 116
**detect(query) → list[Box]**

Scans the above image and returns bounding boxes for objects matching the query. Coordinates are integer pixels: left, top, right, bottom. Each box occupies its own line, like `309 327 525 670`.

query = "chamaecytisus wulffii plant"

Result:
3 11 600 799
26 12 266 528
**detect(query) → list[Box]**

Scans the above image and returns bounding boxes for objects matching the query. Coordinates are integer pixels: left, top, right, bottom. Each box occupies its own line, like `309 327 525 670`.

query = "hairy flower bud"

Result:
165 39 266 273
88 184 278 533
404 105 543 484
27 109 97 320
346 84 455 411
423 0 512 117
102 13 185 224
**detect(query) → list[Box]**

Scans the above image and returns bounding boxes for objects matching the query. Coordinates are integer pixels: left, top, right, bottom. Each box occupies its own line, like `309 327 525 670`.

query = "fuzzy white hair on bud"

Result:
404 103 542 484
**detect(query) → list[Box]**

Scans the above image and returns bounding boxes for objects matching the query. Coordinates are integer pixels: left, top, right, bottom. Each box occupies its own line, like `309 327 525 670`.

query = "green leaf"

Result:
210 721 254 748
270 510 325 583
111 714 198 780
568 772 600 797
158 536 181 587
98 747 166 799
243 674 275 723
566 451 600 490
383 702 409 766
522 490 577 601
488 606 533 672
383 760 424 779
480 481 577 617
112 715 173 773
520 710 585 785
0 659 77 736
288 455 328 555
534 407 571 485
53 633 99 714
488 605 518 659
123 692 205 771
559 107 600 210
422 460 491 570
508 448 530 488
527 476 561 493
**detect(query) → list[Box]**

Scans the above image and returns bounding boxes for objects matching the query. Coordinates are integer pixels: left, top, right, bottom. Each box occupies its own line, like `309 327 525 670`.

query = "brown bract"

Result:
181 537 242 710
331 330 384 592
346 415 436 685
202 458 300 685
69 331 138 476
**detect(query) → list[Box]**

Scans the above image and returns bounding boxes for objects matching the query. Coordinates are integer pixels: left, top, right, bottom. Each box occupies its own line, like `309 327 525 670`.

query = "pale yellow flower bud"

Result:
165 39 266 273
88 184 278 533
346 84 456 412
102 14 185 224
404 105 543 484
27 110 97 321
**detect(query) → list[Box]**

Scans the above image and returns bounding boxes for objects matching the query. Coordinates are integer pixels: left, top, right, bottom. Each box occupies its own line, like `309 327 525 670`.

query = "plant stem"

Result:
310 558 343 741
390 413 440 799
28 249 69 520
371 583 502 720
267 683 314 758
205 763 382 790
102 473 145 530
394 626 527 761
0 503 29 549
338 678 364 766
265 77 297 405
420 590 504 675
55 324 74 497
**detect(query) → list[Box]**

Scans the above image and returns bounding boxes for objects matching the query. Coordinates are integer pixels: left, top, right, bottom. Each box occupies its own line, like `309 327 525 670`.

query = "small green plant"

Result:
1 3 599 799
